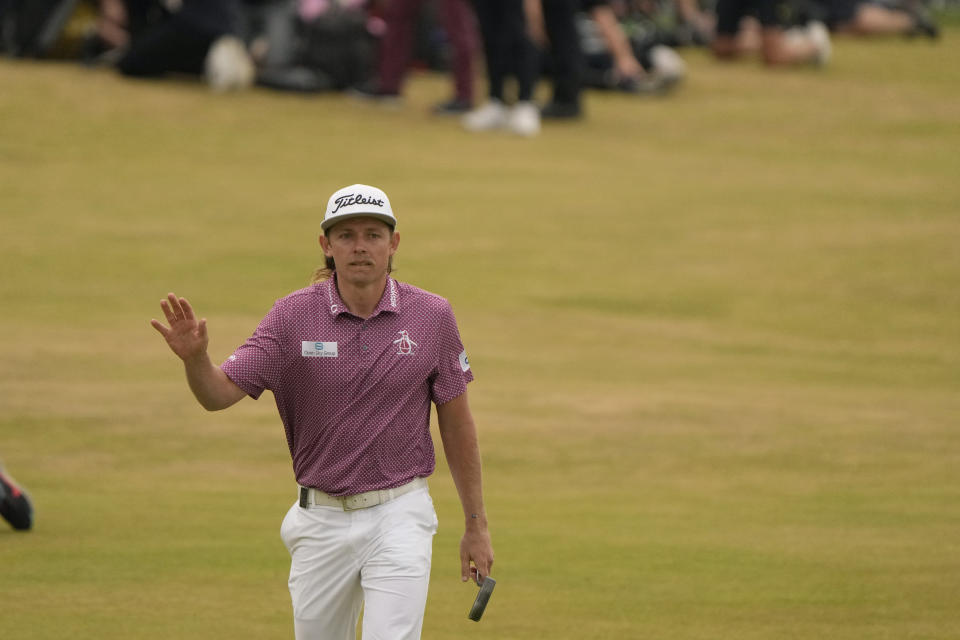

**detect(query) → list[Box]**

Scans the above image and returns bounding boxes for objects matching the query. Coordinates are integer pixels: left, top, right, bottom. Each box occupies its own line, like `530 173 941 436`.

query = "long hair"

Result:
311 256 337 283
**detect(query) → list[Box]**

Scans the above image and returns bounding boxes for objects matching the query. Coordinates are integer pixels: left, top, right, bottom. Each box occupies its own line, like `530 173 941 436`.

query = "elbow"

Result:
199 399 224 412
197 395 233 412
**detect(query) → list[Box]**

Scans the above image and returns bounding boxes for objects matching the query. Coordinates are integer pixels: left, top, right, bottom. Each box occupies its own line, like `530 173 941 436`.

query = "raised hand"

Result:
151 293 209 361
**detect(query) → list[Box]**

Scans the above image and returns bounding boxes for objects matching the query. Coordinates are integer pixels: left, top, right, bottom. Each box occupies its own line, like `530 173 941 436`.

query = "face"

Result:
319 217 399 287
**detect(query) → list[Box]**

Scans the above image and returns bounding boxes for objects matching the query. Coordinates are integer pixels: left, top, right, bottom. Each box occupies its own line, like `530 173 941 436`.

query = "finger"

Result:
179 296 196 321
159 299 177 324
479 557 493 579
150 319 170 337
167 293 185 321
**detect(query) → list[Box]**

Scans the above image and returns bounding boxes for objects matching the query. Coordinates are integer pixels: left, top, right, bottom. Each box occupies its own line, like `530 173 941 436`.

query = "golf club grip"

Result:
468 576 496 621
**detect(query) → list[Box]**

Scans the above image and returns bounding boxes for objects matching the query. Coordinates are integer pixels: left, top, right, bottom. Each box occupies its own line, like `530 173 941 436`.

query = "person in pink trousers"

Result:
357 0 479 113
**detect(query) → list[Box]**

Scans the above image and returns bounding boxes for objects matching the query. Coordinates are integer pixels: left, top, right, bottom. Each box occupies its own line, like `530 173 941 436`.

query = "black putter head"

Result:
468 576 496 622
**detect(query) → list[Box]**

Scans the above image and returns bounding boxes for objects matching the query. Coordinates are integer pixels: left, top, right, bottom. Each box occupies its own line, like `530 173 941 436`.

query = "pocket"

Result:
279 501 299 552
416 491 439 536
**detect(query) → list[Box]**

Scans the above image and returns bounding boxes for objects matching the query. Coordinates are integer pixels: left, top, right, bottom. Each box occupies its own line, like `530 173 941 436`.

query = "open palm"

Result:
150 293 209 361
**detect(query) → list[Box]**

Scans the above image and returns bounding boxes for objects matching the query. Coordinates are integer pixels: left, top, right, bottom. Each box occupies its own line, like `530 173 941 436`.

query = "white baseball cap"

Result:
322 184 396 232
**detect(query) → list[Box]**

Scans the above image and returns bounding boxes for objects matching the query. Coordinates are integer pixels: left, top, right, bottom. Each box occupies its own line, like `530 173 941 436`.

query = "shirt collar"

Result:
325 274 400 318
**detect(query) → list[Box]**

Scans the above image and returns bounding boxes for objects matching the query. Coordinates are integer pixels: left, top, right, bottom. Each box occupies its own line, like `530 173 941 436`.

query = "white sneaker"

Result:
649 45 686 83
205 36 255 91
462 99 508 132
806 21 832 66
507 101 540 137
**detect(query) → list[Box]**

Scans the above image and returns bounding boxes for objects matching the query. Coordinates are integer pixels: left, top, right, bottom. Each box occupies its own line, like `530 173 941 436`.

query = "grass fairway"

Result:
1 29 959 639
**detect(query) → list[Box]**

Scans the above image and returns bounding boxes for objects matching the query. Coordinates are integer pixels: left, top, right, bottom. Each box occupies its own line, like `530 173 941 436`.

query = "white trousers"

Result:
280 487 438 640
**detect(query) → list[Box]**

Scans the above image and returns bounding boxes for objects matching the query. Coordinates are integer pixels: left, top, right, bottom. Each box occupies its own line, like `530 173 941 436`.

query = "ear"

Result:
389 231 400 256
319 234 332 257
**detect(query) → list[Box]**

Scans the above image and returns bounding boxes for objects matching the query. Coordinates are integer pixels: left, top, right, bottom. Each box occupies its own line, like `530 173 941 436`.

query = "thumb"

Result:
460 550 470 583
198 318 208 340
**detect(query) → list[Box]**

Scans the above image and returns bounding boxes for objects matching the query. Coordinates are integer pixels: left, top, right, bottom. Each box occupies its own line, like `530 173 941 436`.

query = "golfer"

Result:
151 184 493 639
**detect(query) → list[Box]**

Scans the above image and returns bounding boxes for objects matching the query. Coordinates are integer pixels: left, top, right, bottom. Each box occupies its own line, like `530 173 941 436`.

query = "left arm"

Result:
436 390 494 582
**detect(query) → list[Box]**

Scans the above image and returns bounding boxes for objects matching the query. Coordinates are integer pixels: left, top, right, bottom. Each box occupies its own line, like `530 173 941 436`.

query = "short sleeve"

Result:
221 302 286 399
430 301 474 406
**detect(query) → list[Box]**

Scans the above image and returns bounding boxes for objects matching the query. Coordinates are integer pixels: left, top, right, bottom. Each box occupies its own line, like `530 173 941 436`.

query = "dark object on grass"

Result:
0 467 33 531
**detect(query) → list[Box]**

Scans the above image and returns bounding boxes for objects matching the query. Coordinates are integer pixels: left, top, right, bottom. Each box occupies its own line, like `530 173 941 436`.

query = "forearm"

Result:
592 6 639 72
183 353 246 411
444 427 487 527
437 396 487 527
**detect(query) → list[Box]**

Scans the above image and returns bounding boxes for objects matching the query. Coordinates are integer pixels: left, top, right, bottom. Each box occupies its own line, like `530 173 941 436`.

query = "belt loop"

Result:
299 486 309 508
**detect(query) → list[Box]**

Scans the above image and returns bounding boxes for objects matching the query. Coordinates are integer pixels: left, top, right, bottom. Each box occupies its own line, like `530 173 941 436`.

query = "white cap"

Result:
322 184 396 232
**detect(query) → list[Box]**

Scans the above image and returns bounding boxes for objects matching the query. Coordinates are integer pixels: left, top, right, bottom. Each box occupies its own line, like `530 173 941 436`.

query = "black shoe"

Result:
617 73 675 95
257 66 334 93
349 82 402 106
432 98 472 115
540 100 582 119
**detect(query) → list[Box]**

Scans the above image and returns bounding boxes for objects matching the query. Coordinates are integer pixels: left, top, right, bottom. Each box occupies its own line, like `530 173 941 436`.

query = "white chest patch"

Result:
302 341 339 358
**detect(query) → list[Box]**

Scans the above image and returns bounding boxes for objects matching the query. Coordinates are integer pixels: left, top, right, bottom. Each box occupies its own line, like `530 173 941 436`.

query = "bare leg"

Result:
841 5 914 35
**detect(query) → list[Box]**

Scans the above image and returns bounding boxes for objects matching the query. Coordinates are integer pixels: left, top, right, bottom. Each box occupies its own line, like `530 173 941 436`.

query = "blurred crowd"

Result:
0 0 943 136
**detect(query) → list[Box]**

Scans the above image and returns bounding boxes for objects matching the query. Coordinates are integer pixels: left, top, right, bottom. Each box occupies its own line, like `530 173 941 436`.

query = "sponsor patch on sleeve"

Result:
458 350 470 372
302 341 339 358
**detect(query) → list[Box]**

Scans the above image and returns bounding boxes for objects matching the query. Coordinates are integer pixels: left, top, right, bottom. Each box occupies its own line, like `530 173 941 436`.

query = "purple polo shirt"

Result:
220 276 473 496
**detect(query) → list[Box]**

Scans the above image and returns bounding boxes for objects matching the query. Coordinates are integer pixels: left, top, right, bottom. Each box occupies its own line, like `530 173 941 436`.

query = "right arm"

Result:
151 293 246 411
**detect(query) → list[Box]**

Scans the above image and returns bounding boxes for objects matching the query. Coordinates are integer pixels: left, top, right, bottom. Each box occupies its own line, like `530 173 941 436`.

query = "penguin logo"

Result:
393 330 418 356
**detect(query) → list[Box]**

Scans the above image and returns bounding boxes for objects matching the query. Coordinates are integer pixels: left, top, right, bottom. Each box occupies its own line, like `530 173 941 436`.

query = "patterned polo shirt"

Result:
220 275 473 496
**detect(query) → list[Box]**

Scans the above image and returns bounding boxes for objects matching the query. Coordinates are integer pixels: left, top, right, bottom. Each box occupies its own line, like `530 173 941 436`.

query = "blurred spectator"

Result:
251 0 377 93
672 0 715 42
237 0 298 71
711 0 832 65
541 0 586 119
354 0 479 114
462 0 541 135
0 463 33 532
610 0 715 47
112 0 253 90
564 0 687 95
808 0 939 37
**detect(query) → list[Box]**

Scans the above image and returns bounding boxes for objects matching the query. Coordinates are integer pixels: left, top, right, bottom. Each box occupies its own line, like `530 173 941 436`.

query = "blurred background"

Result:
1 1 959 638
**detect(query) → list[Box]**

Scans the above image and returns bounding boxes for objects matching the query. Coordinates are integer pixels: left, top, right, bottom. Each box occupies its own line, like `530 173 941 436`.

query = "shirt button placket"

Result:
359 321 369 360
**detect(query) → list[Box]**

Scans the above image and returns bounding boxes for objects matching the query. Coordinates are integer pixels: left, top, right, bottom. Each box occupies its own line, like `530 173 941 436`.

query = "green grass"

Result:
1 30 959 639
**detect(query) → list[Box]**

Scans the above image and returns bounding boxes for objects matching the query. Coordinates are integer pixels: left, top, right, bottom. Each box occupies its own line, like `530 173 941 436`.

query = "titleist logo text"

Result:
331 194 385 215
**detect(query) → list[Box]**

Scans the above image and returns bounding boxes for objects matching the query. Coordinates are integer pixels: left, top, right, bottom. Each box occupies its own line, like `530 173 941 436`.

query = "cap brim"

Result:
321 212 396 232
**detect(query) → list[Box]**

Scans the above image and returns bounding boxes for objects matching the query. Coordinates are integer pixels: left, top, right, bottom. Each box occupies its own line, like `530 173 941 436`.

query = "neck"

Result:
335 273 388 319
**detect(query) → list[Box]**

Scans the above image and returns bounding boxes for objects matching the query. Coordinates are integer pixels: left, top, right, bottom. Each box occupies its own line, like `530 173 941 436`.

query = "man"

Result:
150 184 493 639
